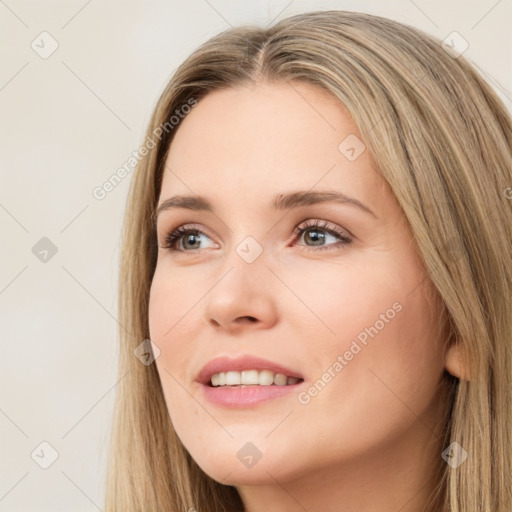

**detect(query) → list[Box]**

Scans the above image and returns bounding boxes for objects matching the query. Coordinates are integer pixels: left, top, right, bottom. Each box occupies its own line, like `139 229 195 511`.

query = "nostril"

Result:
240 316 258 323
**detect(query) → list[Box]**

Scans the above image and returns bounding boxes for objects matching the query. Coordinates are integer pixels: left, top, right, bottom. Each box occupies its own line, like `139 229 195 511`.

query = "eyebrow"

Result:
153 190 377 223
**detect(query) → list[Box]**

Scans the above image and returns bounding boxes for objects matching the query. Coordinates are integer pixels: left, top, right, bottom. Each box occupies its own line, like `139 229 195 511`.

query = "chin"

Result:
198 459 291 486
186 440 306 487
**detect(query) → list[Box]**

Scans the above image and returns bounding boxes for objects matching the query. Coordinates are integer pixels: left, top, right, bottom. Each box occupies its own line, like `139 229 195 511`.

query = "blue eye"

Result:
293 219 352 252
162 224 216 251
161 219 352 253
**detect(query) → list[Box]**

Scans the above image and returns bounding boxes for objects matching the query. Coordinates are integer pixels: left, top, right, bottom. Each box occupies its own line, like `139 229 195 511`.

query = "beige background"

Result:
0 0 510 510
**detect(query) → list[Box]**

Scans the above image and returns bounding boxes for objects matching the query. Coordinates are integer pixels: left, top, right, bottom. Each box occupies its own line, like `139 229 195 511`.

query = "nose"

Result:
202 249 279 333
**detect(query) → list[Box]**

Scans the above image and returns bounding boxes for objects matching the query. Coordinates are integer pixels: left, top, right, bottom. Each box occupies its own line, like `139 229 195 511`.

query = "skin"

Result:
148 80 463 512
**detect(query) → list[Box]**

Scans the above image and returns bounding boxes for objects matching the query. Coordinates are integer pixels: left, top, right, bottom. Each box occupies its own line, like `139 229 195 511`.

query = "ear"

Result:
445 343 469 380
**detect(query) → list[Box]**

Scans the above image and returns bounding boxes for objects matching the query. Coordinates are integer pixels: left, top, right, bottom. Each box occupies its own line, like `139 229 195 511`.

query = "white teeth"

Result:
241 370 259 385
225 371 241 385
259 369 274 386
209 370 302 387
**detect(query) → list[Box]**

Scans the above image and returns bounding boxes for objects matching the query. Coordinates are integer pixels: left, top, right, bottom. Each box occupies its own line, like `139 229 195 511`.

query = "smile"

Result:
210 369 302 387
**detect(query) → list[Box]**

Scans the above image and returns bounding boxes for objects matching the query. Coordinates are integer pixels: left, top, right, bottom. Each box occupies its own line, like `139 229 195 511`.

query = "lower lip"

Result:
200 382 303 408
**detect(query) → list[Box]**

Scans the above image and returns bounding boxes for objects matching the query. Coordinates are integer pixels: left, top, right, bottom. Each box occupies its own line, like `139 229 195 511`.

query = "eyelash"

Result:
161 219 352 254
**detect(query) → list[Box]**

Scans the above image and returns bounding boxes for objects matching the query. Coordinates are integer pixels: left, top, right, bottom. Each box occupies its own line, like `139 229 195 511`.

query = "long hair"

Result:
105 10 512 512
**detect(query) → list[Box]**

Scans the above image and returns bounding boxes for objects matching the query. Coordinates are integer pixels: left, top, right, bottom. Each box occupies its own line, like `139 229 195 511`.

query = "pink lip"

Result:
201 384 303 408
196 355 305 408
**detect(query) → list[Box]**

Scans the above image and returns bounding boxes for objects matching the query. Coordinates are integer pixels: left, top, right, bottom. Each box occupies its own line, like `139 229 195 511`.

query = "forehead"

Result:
161 81 386 210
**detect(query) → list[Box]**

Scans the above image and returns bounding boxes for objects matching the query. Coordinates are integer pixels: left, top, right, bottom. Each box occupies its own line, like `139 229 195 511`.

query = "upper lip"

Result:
196 355 304 385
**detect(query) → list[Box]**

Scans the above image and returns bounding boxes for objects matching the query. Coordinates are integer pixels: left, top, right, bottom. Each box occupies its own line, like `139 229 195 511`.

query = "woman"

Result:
105 10 512 512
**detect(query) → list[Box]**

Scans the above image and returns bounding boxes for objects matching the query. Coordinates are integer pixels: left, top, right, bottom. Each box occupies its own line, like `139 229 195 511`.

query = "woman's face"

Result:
148 81 451 489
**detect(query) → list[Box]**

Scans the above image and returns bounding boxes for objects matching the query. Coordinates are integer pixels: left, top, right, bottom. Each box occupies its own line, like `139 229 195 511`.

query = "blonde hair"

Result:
105 10 512 512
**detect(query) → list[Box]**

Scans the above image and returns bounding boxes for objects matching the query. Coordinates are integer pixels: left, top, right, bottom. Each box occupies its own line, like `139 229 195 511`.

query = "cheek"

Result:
148 267 195 399
299 278 446 453
148 263 202 342
273 254 404 342
281 255 446 439
148 276 191 434
148 269 172 343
